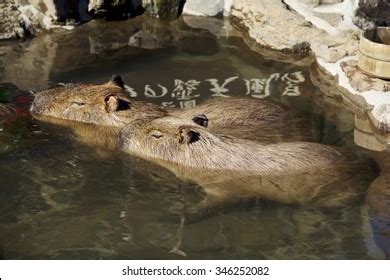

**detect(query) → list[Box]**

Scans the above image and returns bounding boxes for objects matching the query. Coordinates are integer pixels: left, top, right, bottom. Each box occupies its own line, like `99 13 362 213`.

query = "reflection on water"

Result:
0 15 388 259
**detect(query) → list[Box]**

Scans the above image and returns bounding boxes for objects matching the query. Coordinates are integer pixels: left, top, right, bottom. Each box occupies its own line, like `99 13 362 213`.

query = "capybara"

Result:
31 75 319 143
30 75 167 128
119 116 341 173
119 116 377 207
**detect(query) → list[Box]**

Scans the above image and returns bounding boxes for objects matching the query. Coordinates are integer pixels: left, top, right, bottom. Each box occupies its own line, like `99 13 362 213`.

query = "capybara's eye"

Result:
150 130 163 139
152 134 163 139
71 101 86 106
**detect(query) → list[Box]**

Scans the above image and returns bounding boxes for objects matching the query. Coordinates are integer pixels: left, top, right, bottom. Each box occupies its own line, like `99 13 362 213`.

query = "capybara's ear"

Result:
178 126 200 144
105 94 131 112
105 95 118 112
110 74 125 89
192 113 208 127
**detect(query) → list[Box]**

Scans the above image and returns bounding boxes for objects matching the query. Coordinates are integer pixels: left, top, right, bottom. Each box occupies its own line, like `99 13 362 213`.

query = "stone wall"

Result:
228 0 390 150
1 0 388 40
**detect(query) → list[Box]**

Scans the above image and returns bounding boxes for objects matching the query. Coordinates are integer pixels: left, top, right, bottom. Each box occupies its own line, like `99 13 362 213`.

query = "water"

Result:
0 15 388 259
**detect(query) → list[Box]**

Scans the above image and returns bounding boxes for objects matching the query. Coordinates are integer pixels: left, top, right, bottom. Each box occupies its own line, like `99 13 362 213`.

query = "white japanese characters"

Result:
125 71 305 108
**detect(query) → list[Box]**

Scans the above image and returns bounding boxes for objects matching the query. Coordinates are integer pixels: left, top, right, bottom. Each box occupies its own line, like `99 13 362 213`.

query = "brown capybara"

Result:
31 75 319 143
119 116 377 207
119 116 341 174
30 75 167 128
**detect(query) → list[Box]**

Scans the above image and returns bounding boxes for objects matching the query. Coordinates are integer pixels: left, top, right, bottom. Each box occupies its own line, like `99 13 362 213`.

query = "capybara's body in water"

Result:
31 76 319 143
119 116 377 207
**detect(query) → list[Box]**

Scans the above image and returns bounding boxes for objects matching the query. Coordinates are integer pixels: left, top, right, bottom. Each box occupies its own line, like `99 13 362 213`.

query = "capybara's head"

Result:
31 75 167 127
119 114 226 162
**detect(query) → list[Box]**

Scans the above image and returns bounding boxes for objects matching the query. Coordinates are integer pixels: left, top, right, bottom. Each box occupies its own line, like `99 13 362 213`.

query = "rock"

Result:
0 0 38 40
88 0 105 12
354 0 390 29
369 104 390 136
340 60 390 93
183 0 225 17
16 0 90 25
321 0 342 4
230 0 354 62
298 0 320 7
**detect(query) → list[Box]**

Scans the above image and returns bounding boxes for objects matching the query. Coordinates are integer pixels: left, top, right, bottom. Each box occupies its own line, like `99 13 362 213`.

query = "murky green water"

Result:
0 15 388 259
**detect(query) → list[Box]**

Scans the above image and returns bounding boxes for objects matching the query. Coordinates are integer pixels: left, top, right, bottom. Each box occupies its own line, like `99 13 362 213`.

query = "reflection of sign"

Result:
161 101 175 108
124 85 137 97
179 100 196 108
144 84 168 98
172 79 201 100
281 72 305 96
244 73 280 99
127 71 305 106
206 76 239 97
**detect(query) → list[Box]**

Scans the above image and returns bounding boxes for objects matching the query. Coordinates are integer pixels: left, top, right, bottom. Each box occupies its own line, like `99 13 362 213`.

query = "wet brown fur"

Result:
119 117 377 207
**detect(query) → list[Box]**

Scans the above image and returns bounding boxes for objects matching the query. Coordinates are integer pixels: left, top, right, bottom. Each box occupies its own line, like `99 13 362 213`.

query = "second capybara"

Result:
31 75 319 143
119 115 377 207
119 115 341 174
